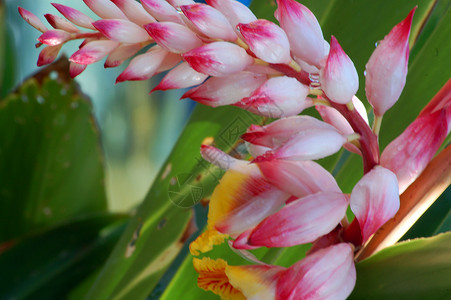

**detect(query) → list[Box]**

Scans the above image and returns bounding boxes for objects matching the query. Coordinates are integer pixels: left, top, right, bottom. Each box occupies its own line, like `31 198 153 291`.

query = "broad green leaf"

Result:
0 213 128 300
0 61 107 242
350 232 451 299
85 105 264 300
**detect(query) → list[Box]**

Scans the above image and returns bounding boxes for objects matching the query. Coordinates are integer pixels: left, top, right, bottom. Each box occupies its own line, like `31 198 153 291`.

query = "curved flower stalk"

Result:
19 1 450 299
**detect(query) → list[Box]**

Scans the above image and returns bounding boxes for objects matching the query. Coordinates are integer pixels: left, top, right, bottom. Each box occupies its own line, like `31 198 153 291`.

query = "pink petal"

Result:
182 72 267 106
238 20 291 64
183 41 254 77
242 115 339 149
381 109 448 194
70 62 87 78
350 166 400 243
320 36 359 104
206 0 257 29
44 14 79 33
215 174 289 236
51 3 95 29
83 0 128 19
365 8 416 116
141 0 183 24
37 45 62 66
200 145 249 171
92 19 151 43
116 45 169 83
180 4 237 41
144 22 203 53
111 0 156 26
245 142 271 158
272 127 346 160
70 40 120 65
104 43 142 68
277 243 356 300
419 78 451 118
248 192 348 247
153 62 208 91
234 76 311 118
275 0 325 68
155 52 181 73
256 159 341 199
18 7 48 33
38 29 72 46
167 0 195 5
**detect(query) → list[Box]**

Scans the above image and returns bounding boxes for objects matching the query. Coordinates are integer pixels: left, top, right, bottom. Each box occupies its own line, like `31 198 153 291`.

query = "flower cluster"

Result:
20 0 451 299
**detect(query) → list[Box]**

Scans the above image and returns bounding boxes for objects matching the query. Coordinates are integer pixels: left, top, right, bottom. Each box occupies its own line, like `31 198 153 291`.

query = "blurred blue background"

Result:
5 0 251 210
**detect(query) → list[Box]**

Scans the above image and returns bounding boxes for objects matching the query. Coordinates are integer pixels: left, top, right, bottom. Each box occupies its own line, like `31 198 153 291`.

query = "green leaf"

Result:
0 60 107 242
350 232 451 299
0 213 128 300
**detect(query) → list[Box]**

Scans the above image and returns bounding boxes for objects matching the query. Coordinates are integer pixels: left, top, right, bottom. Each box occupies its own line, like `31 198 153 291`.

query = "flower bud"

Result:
365 8 416 116
320 36 359 104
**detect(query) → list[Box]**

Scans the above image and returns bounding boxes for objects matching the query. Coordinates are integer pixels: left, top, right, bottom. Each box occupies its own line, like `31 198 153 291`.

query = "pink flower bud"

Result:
37 45 62 67
256 159 341 199
183 41 254 77
278 243 356 300
44 14 79 33
18 7 48 33
51 3 95 30
200 145 248 171
320 36 359 104
350 166 400 243
153 62 208 91
182 72 267 106
70 40 120 65
104 43 142 68
206 0 257 29
316 96 368 154
144 22 203 53
180 4 237 41
247 192 348 248
116 45 169 83
238 20 291 64
381 109 448 194
365 8 416 116
83 0 127 19
275 0 325 68
271 126 347 161
38 29 72 46
141 0 183 24
234 76 311 118
92 19 151 43
111 0 156 26
242 116 345 158
69 62 87 78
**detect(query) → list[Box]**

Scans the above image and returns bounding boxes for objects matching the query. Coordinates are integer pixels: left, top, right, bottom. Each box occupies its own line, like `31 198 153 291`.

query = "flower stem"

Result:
372 114 383 135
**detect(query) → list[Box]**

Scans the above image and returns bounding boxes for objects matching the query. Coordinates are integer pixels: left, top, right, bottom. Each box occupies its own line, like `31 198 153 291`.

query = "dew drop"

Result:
375 41 381 47
176 7 183 14
37 95 45 104
363 70 367 77
309 73 321 90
